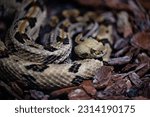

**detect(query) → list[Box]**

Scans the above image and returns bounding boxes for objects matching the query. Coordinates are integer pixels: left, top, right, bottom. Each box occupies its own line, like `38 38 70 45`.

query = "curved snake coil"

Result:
0 0 112 89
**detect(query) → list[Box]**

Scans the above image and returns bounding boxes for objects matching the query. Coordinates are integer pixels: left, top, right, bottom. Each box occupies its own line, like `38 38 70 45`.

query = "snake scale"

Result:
0 0 113 89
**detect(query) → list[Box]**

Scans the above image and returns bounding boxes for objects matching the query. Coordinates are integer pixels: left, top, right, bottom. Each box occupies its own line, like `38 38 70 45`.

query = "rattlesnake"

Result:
0 0 112 89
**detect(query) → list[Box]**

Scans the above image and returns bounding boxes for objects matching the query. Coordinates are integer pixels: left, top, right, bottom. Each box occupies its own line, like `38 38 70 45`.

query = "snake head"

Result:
74 37 106 59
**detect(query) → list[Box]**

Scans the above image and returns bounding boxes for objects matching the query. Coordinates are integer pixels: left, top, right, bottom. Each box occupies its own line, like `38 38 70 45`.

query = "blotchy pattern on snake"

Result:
0 0 112 89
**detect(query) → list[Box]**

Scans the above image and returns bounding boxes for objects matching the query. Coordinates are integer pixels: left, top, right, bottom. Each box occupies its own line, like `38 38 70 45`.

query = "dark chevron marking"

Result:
63 37 69 45
24 0 44 12
56 36 62 42
44 45 58 52
43 55 61 64
18 17 37 28
28 44 39 49
71 75 85 85
97 57 103 61
25 64 49 72
22 74 36 81
56 36 69 45
14 32 25 43
98 38 112 48
72 75 93 85
99 38 110 45
14 32 30 43
69 63 81 73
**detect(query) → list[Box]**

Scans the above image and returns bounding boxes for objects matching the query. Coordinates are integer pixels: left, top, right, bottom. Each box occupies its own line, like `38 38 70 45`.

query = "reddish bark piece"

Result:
50 86 80 97
125 47 140 58
136 65 149 77
128 72 143 88
123 26 133 38
104 0 131 10
137 53 150 64
81 80 97 96
122 64 138 72
68 88 92 100
103 76 127 96
137 53 150 77
77 0 144 18
126 79 132 90
104 0 144 18
94 66 113 89
131 32 150 51
134 63 147 72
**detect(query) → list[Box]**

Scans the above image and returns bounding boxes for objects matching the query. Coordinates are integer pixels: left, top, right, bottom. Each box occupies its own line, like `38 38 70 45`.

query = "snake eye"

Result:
90 49 104 56
100 50 104 54
90 49 96 54
96 50 104 55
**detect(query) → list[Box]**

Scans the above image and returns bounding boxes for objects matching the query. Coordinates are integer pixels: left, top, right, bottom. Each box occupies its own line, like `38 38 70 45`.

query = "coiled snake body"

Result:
0 0 112 89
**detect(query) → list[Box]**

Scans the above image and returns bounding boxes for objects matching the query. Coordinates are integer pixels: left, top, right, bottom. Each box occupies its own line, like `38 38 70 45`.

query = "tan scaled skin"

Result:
74 37 106 59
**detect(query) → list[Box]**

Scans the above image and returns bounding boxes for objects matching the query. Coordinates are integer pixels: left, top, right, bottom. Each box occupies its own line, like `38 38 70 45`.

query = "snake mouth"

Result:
90 47 107 59
92 52 106 59
78 52 105 59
